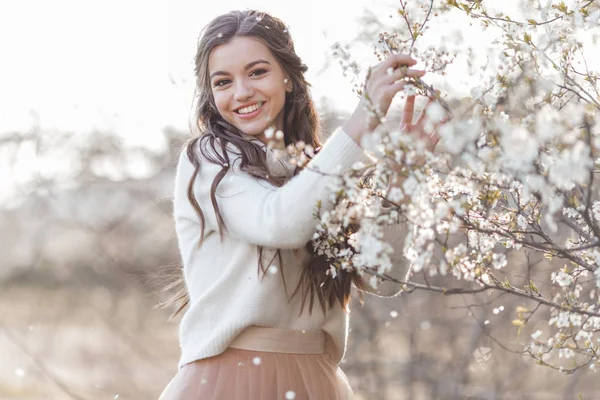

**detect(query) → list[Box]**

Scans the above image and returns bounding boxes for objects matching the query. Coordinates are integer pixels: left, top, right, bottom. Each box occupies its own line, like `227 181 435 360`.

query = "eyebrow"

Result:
209 59 271 80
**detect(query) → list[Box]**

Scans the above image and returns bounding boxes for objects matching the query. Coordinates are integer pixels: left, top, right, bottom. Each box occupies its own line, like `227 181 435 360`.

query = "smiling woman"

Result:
208 39 291 140
158 8 422 400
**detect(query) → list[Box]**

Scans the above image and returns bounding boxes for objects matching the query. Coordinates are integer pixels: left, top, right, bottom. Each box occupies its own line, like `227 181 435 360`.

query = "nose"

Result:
234 79 255 102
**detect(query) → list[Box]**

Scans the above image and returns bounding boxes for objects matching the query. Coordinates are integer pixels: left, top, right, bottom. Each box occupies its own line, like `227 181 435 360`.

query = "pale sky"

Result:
0 0 596 206
2 0 597 141
0 0 390 148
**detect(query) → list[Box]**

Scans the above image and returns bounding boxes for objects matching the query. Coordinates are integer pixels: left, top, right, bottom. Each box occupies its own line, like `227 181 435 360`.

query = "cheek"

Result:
212 93 230 115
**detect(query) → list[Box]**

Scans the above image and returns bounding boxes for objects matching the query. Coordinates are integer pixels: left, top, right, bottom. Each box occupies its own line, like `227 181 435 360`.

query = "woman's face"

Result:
208 36 291 142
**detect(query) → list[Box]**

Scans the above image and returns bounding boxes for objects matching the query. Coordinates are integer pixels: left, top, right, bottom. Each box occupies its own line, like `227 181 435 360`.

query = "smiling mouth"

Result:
234 101 265 115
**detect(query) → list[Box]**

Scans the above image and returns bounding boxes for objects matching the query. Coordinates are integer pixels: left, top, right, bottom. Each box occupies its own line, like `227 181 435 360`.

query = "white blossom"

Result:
285 391 296 399
551 269 573 288
318 1 600 374
403 84 417 96
426 102 446 123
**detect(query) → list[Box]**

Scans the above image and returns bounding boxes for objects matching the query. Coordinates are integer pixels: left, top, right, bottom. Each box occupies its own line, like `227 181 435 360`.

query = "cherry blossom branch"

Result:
459 215 597 272
469 12 563 26
418 0 435 50
362 266 600 318
398 0 416 50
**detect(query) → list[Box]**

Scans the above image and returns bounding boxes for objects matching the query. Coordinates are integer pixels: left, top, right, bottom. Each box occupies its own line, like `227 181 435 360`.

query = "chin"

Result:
231 119 272 137
232 124 265 137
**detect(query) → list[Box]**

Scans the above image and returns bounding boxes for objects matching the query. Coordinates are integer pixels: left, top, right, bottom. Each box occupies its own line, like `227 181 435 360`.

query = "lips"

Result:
234 101 266 120
234 101 265 114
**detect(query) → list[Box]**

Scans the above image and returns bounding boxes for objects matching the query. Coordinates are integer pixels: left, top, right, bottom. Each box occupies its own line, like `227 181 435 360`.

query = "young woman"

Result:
159 9 430 400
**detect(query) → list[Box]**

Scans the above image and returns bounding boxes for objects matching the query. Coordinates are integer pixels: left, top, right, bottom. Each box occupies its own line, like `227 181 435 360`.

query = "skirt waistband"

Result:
229 326 326 355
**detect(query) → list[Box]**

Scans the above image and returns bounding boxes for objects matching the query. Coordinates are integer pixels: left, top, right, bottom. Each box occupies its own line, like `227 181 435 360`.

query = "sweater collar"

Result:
265 146 296 178
243 136 296 178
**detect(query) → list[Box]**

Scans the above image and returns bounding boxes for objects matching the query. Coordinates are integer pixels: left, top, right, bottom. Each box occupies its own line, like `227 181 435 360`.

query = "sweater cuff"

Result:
309 127 372 174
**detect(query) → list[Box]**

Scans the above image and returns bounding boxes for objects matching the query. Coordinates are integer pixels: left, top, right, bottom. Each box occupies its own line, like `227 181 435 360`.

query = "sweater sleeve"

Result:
174 127 371 249
354 222 411 297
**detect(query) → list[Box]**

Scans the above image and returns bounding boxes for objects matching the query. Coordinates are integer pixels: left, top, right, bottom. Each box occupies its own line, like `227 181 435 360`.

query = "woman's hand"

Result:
400 95 441 154
343 53 426 144
388 95 443 177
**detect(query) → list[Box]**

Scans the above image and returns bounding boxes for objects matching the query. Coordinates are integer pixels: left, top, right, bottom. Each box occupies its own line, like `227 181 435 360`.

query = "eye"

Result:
214 79 231 88
250 68 268 77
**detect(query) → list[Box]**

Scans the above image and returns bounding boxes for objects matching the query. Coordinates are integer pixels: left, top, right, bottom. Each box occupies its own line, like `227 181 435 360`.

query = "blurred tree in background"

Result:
2 0 600 399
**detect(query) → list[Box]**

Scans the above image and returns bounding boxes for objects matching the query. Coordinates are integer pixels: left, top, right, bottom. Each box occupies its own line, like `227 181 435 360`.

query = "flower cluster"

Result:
313 0 600 374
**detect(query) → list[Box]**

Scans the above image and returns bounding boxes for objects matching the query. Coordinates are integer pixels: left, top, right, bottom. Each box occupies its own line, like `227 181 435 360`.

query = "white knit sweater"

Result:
173 127 408 368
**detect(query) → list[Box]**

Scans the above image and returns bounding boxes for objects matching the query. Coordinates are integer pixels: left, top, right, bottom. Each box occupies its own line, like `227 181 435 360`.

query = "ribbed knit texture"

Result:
172 127 407 369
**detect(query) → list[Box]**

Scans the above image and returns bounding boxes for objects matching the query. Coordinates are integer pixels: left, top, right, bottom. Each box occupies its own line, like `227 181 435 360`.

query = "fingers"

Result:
425 131 440 152
379 65 424 97
381 53 417 70
359 54 426 131
382 67 425 85
415 98 433 127
366 54 423 105
401 96 443 152
383 80 407 101
402 95 416 126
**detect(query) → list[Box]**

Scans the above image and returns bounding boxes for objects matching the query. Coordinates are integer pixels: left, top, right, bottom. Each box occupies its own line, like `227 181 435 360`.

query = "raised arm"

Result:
174 53 425 250
174 127 371 249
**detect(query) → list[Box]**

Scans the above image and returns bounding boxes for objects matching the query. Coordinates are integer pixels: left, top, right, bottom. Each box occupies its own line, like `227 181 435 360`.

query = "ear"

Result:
284 77 293 92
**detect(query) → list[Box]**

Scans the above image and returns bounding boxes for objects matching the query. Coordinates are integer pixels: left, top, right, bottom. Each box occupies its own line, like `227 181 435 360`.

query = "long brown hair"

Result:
160 10 367 320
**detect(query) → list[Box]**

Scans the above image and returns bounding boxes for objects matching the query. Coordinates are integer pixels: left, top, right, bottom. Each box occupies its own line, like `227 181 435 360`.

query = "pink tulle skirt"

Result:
159 326 354 400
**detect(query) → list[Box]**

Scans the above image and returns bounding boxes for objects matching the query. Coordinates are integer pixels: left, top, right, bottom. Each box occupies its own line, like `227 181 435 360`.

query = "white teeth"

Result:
237 102 263 114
